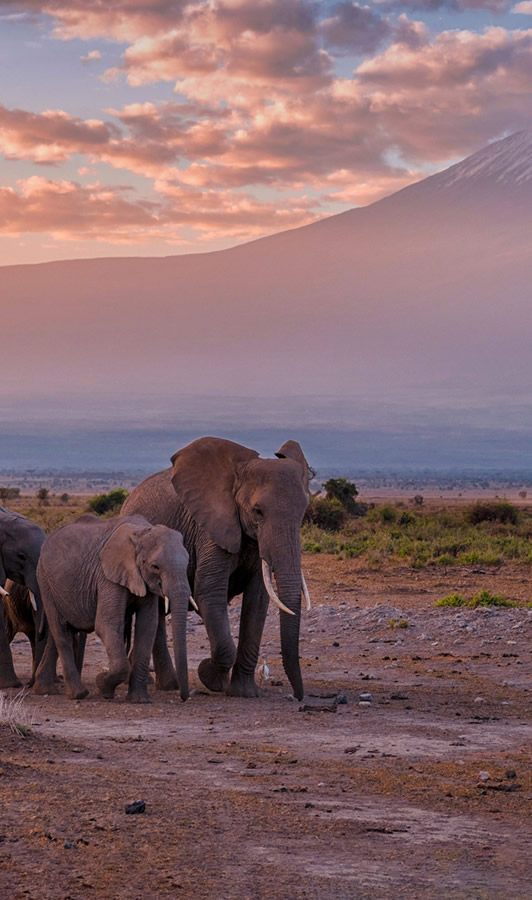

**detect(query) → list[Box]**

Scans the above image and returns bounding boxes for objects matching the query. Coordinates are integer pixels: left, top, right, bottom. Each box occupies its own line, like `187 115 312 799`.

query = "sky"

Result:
1 0 532 266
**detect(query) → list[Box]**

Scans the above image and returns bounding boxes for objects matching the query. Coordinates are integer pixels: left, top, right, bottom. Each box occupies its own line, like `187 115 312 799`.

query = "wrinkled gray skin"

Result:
34 514 190 703
122 437 310 701
0 508 46 688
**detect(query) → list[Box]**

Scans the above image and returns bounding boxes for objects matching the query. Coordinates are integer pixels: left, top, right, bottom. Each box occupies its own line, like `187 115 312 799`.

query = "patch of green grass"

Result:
435 594 467 607
435 590 521 609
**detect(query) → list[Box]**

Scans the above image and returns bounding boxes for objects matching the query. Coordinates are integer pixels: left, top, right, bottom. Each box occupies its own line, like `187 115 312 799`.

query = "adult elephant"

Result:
122 437 311 701
0 508 45 688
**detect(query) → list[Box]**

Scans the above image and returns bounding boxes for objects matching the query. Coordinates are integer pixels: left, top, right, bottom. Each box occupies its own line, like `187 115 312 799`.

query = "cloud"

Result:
512 1 532 11
320 3 393 55
80 49 101 64
0 105 118 164
0 174 318 244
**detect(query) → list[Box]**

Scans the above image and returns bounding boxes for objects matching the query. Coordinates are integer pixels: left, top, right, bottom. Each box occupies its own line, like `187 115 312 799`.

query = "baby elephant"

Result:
34 514 190 703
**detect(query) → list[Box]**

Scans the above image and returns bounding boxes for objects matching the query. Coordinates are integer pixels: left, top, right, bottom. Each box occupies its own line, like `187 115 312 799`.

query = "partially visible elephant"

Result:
0 507 46 688
3 580 47 687
122 436 311 701
34 514 190 703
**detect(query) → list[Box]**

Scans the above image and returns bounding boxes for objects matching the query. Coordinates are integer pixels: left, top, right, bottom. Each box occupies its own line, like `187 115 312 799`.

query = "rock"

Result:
390 693 409 700
478 770 490 782
474 696 485 703
506 769 517 779
125 800 146 815
359 693 372 702
64 841 76 850
359 701 372 708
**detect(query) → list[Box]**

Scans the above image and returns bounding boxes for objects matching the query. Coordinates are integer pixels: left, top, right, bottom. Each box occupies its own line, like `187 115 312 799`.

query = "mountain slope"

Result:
2 131 532 404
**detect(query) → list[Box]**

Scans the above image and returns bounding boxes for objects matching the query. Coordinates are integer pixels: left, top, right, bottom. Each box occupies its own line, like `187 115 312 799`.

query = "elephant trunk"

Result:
260 526 304 701
164 574 189 702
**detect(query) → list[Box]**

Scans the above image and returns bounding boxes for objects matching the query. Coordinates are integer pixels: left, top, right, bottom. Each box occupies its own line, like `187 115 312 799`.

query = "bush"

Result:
469 590 517 608
88 489 129 516
304 496 347 531
467 501 519 526
435 594 467 607
323 477 359 515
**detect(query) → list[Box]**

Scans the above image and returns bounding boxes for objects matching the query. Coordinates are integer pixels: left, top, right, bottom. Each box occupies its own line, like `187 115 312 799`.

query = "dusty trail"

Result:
1 558 531 899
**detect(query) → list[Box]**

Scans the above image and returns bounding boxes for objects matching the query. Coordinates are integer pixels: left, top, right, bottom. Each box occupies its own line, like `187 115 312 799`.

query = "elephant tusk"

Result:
0 584 9 598
29 591 38 612
189 595 199 612
301 572 312 611
261 560 295 616
164 595 170 615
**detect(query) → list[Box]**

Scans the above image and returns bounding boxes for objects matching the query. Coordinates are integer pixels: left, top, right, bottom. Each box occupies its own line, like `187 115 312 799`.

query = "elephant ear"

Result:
275 440 312 492
170 437 259 554
99 523 148 597
0 556 6 591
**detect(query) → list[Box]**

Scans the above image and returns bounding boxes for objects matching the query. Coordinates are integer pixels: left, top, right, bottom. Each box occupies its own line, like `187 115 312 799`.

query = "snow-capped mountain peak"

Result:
426 130 532 191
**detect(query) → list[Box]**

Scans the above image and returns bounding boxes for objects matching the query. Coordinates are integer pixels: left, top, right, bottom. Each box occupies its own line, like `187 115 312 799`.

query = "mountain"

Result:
2 131 532 468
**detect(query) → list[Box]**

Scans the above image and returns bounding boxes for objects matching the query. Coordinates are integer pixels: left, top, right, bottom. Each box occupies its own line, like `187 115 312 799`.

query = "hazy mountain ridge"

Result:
2 132 532 469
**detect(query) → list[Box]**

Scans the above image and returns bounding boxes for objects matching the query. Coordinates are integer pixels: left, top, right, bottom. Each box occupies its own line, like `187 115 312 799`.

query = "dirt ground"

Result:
1 556 531 900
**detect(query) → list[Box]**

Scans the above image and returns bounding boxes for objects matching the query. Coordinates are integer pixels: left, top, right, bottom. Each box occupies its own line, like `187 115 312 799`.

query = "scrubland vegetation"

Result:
303 495 532 570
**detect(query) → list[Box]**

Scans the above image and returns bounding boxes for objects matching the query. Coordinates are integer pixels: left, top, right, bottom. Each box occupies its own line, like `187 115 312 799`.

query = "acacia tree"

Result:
323 477 359 515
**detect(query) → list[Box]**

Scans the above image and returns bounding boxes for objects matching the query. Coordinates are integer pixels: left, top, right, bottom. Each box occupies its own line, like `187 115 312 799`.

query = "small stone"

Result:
64 841 76 850
506 769 517 779
478 771 490 782
359 701 371 708
332 641 340 647
359 693 372 702
474 696 485 703
125 800 146 815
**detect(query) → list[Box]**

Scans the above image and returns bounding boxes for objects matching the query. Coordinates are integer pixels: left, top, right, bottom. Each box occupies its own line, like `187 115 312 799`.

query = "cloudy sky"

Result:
1 0 532 266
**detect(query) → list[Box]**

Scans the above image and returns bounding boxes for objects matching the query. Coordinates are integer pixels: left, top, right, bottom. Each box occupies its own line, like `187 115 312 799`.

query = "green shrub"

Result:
467 501 520 526
323 477 359 514
469 590 518 608
435 593 467 607
88 489 129 516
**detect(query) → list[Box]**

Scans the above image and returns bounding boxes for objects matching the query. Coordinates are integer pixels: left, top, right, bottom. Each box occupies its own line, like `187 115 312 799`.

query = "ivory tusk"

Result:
301 572 311 610
29 591 38 612
261 560 295 616
164 595 170 615
189 595 199 612
0 584 9 598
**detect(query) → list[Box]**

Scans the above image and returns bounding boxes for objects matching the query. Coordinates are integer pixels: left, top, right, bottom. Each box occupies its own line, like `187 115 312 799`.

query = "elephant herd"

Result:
0 436 312 705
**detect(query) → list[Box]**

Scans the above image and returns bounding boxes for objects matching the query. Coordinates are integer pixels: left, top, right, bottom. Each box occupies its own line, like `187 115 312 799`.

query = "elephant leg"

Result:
196 567 236 693
33 635 59 695
152 603 178 691
45 601 88 700
95 594 130 700
74 631 87 674
26 628 39 688
228 570 268 698
126 602 158 704
0 600 22 689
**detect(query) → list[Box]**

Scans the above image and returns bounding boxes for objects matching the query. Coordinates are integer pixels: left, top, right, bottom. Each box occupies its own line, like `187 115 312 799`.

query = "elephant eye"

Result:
151 563 160 571
253 506 263 517
17 551 27 562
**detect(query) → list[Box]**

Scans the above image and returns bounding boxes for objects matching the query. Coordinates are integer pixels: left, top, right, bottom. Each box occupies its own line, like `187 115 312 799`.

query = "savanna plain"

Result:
1 490 531 900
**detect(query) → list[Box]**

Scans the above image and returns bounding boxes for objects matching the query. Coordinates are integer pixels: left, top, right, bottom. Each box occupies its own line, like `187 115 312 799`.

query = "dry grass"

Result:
0 689 34 736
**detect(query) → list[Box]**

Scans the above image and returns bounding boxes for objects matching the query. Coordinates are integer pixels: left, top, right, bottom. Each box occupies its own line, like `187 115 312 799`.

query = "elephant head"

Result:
99 519 190 700
170 437 310 699
0 508 45 612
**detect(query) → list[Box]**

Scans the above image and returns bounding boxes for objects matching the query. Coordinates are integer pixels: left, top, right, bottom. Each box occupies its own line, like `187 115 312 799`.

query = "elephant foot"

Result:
198 658 230 693
67 684 89 700
155 671 179 692
227 667 262 698
0 675 23 689
32 680 60 696
126 689 152 704
96 672 116 700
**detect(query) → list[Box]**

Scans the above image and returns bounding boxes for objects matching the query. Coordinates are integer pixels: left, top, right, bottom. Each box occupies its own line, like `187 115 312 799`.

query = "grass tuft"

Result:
0 690 34 736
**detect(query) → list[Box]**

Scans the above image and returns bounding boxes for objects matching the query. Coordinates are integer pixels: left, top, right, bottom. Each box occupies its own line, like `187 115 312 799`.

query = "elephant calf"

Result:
34 514 190 703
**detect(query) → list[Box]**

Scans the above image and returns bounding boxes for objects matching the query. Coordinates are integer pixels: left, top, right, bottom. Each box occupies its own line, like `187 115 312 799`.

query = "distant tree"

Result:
413 494 424 507
60 493 70 505
0 487 20 502
519 490 527 500
37 487 50 506
323 478 359 515
304 497 347 531
88 489 129 516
